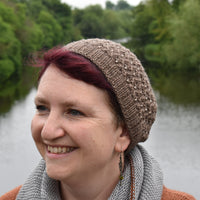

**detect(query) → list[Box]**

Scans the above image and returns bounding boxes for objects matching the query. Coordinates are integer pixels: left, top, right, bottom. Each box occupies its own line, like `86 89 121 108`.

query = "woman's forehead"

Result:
37 65 112 108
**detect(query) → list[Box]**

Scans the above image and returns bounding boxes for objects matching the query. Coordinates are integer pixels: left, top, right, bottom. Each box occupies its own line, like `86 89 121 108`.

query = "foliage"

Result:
151 71 200 105
0 3 21 81
129 3 154 64
72 4 132 39
106 0 132 10
129 0 200 73
106 1 115 9
0 0 79 84
0 59 15 82
74 5 105 38
129 0 172 68
115 0 132 10
1 0 200 86
37 10 63 48
163 0 200 72
144 0 171 67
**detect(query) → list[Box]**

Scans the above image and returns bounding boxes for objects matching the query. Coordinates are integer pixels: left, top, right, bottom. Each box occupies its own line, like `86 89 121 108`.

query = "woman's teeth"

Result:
47 146 75 154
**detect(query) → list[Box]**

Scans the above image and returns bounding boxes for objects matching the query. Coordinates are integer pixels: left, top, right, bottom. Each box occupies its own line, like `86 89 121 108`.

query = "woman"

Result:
0 39 195 200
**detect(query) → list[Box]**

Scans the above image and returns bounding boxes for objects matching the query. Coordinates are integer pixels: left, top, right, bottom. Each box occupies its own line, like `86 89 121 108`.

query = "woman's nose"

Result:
41 112 65 141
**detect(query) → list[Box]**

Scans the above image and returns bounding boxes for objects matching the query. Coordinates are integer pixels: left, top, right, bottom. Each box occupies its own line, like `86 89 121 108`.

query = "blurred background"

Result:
0 0 199 198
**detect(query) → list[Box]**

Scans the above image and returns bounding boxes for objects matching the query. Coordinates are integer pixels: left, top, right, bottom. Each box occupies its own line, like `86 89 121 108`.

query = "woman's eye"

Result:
36 105 48 112
68 109 83 116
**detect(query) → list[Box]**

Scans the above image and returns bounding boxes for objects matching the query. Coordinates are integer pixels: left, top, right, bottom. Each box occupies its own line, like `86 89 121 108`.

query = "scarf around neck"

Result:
16 145 163 200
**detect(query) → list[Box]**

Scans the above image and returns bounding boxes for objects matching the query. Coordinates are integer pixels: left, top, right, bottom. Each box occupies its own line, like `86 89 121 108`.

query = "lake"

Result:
0 87 200 199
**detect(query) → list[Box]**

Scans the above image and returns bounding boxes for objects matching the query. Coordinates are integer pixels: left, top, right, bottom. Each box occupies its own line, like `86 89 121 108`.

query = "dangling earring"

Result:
119 151 123 184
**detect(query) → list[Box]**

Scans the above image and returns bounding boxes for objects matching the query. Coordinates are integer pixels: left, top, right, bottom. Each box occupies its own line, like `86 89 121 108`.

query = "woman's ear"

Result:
115 126 130 153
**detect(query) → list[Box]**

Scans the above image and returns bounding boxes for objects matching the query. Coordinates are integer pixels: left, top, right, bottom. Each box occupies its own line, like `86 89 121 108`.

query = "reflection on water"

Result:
0 68 37 115
0 84 200 198
151 72 200 106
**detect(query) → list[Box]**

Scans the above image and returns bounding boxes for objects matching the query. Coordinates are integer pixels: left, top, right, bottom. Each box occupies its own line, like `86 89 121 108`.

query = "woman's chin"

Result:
46 166 68 181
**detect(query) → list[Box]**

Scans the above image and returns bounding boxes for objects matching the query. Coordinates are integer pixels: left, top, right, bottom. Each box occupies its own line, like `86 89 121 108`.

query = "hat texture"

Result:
65 39 157 152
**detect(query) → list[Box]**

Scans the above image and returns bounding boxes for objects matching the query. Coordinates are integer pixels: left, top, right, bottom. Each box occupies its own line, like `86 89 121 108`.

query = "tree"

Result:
117 10 133 36
19 0 75 44
163 0 200 72
116 0 132 10
103 10 126 39
130 3 155 63
78 12 105 38
143 0 171 65
171 0 186 10
74 5 105 38
37 10 63 48
72 4 131 39
0 2 21 82
0 0 77 83
41 0 73 43
105 1 115 9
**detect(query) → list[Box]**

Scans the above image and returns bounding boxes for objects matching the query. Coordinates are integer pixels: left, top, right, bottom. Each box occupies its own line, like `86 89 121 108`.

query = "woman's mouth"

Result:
47 145 77 154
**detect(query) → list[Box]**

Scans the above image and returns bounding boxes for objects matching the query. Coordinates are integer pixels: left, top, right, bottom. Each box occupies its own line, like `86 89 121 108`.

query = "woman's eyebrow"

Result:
61 100 96 113
34 96 48 104
61 100 87 108
34 96 82 107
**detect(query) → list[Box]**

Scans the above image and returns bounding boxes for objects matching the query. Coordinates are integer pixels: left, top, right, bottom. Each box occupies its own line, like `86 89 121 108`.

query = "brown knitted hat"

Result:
65 38 157 153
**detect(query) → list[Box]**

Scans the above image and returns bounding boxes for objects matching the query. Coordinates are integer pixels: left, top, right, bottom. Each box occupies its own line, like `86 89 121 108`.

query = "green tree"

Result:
129 3 154 63
74 5 105 38
13 3 44 56
105 0 115 9
171 0 186 10
144 0 171 65
117 10 133 36
19 0 75 44
116 0 132 10
103 10 126 39
0 0 78 84
0 2 21 82
23 0 45 19
37 10 63 48
41 0 74 43
79 12 105 38
163 0 200 72
73 4 131 39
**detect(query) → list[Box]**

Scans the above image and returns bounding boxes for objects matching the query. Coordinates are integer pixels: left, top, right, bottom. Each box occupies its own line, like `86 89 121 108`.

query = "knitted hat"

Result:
65 39 157 153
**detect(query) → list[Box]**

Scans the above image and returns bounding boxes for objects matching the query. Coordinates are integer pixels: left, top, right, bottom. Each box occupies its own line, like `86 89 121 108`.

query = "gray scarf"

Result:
16 145 163 200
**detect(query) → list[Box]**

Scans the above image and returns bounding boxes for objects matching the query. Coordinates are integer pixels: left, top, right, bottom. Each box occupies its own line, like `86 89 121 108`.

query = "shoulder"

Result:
0 186 22 200
162 186 196 200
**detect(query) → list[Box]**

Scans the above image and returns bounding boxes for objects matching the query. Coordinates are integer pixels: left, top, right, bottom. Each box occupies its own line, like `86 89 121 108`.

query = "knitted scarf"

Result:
16 145 163 200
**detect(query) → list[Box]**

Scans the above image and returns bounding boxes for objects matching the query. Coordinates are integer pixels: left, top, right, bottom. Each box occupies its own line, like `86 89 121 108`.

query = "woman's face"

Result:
31 64 129 183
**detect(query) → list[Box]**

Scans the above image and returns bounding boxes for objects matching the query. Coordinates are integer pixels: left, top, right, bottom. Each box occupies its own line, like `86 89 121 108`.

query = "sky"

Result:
61 0 143 9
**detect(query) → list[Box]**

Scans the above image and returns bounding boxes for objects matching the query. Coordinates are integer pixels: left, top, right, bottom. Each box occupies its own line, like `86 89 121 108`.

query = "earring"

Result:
119 151 123 183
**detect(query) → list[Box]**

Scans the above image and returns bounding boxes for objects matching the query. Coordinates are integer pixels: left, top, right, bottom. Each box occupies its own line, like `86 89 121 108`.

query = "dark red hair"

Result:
37 47 124 124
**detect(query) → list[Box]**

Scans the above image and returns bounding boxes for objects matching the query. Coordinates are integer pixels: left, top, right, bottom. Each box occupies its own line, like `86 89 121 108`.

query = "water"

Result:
143 94 200 199
0 89 40 195
0 89 200 199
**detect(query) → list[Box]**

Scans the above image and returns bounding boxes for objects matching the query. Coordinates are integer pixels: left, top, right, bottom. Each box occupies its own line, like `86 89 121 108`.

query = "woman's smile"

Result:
46 145 79 160
47 145 77 154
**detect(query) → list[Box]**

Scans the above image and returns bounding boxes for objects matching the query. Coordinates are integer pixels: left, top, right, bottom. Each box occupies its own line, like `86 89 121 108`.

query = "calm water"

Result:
0 88 200 199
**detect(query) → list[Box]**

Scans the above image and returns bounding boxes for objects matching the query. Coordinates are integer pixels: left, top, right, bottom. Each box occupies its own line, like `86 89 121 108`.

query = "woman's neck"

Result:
60 162 120 200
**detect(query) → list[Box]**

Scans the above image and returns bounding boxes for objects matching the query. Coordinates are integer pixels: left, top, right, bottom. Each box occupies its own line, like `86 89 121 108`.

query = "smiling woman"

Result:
0 39 196 200
32 64 126 192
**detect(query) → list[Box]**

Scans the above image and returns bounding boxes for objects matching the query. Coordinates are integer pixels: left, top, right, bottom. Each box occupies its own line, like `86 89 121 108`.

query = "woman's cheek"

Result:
31 115 43 141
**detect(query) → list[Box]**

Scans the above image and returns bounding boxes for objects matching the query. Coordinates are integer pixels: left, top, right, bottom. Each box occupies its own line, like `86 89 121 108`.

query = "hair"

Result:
37 46 124 126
